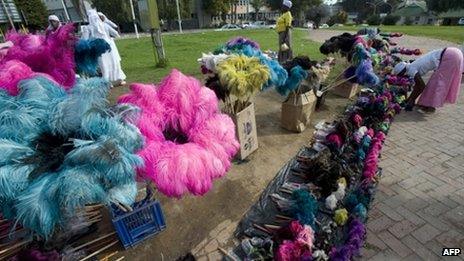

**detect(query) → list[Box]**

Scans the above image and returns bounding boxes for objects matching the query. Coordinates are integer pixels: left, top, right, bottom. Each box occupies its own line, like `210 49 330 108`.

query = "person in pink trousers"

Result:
393 47 463 113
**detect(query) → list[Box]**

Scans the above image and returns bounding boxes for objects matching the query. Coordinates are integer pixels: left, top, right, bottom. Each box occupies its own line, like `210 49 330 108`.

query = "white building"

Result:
42 0 82 22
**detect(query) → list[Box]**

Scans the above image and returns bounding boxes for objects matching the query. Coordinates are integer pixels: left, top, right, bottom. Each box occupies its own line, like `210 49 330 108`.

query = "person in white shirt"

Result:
84 10 126 86
393 47 463 113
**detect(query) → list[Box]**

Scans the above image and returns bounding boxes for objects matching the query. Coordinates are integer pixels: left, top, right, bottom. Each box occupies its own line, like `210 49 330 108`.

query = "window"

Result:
415 16 420 21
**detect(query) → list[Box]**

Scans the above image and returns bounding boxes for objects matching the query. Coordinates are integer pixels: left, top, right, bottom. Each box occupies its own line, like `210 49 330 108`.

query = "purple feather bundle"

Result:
329 218 366 261
226 37 260 50
11 249 61 261
355 60 380 86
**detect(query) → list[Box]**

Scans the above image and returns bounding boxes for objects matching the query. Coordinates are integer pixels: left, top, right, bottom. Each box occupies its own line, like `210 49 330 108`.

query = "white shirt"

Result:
406 49 443 77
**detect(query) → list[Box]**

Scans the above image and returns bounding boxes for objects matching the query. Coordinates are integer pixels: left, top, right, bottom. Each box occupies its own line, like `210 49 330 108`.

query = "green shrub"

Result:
366 15 381 26
382 15 400 25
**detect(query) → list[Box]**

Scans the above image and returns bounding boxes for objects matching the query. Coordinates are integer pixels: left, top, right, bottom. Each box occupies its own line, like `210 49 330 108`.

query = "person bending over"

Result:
393 47 463 113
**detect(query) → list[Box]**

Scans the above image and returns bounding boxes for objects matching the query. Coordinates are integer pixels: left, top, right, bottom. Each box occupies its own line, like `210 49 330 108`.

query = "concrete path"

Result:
308 30 464 260
307 29 461 52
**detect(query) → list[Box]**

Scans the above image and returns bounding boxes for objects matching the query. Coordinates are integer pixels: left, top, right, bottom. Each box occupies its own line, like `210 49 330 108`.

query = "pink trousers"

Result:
418 47 463 108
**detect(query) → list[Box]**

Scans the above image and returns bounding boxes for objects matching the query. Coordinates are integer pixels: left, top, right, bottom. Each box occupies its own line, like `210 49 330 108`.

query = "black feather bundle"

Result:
20 132 76 180
205 75 229 102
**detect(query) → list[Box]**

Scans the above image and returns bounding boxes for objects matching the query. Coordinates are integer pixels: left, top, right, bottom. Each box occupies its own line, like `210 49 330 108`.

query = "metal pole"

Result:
128 0 139 39
175 0 182 33
60 0 71 21
1 0 15 30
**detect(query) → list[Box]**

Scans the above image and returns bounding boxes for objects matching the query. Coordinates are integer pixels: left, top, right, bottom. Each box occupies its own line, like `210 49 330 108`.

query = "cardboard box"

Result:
281 91 317 133
331 81 359 99
230 103 259 160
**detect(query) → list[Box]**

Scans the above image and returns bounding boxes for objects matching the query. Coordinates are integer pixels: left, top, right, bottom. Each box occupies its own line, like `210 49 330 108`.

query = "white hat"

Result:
283 0 292 8
393 61 408 75
48 15 60 22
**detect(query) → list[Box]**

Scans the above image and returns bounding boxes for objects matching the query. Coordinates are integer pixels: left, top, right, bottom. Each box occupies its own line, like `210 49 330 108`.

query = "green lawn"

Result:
116 29 323 83
330 25 464 43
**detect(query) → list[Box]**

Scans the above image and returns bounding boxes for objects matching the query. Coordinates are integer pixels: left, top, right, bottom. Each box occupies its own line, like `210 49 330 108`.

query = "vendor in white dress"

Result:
85 10 126 86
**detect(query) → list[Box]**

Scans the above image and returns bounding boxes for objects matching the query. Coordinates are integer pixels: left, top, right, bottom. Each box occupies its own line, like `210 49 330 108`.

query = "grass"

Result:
116 29 323 83
330 25 464 43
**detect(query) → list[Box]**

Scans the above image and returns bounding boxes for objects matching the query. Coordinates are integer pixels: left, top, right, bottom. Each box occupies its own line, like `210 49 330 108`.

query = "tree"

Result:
14 0 48 30
306 4 329 28
250 0 264 21
202 0 230 22
157 0 191 27
327 10 347 26
426 0 464 13
382 14 399 25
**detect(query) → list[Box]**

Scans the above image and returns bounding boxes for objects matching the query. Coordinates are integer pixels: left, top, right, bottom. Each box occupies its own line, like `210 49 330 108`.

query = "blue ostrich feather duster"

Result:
75 38 111 77
0 76 142 238
49 77 111 135
290 189 318 228
276 65 308 96
15 174 60 238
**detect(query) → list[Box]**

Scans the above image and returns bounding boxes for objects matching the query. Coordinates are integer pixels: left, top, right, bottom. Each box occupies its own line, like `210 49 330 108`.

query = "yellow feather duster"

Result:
217 55 270 101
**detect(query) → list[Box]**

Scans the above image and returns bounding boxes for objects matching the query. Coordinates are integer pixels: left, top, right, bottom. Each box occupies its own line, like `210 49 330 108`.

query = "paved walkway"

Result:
363 95 464 260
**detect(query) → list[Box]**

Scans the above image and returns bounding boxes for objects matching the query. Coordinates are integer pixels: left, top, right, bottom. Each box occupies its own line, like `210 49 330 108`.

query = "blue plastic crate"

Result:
110 196 166 249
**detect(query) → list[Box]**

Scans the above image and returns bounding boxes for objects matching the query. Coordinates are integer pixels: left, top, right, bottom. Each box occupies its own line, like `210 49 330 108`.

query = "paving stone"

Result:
436 230 464 247
366 229 388 251
377 231 412 258
444 206 464 224
388 220 417 239
376 203 404 222
422 202 450 217
394 206 426 226
367 215 395 233
411 224 442 244
367 249 401 261
401 235 440 261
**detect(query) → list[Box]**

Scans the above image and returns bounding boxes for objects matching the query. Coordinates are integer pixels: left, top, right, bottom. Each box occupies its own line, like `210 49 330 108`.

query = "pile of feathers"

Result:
198 37 289 113
233 30 412 261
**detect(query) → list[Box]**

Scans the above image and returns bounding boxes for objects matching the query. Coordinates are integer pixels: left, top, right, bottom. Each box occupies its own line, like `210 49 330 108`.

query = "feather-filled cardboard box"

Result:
281 91 317 133
230 103 258 160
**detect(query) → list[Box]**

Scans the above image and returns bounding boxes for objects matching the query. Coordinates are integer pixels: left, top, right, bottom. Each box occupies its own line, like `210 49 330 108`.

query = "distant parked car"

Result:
215 24 241 31
268 21 276 29
458 18 464 25
320 24 329 28
241 22 251 29
248 21 267 29
306 22 314 29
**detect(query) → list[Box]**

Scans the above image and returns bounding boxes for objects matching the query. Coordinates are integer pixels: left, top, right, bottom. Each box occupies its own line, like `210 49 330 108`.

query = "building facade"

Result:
42 0 81 22
210 0 279 26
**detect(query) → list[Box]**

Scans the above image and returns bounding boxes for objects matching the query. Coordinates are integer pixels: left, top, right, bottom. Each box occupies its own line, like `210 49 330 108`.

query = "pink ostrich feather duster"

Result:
0 60 57 95
2 24 76 92
118 69 239 197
